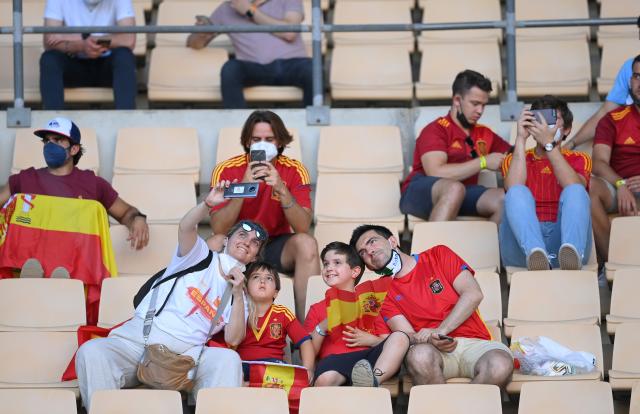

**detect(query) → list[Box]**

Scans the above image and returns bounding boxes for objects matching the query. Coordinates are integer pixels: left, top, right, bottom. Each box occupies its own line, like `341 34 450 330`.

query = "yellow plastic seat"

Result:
419 0 502 43
609 322 640 390
606 269 640 334
408 384 501 414
299 387 392 414
518 381 613 414
606 216 640 282
0 389 77 414
110 224 178 276
98 276 148 328
196 387 289 414
90 389 183 414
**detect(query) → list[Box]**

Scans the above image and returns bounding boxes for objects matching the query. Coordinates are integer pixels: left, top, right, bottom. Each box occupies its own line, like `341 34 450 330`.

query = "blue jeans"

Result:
499 184 592 268
220 57 312 108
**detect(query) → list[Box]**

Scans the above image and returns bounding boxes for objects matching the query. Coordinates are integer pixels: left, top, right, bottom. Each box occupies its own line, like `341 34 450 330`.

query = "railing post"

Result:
500 0 522 121
306 0 330 125
7 0 31 127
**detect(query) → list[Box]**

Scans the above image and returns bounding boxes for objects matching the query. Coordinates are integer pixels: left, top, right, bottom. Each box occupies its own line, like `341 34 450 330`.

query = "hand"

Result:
127 216 149 250
484 152 506 171
306 369 314 385
229 0 252 15
428 332 458 353
243 161 269 182
195 15 212 25
83 37 108 58
205 180 232 207
529 113 558 147
412 328 436 344
617 184 638 216
626 175 640 193
516 109 535 141
260 162 285 193
342 326 379 347
225 266 246 294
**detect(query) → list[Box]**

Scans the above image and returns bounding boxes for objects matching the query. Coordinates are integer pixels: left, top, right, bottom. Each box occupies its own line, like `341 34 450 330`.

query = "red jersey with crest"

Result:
501 149 592 222
402 114 512 192
381 246 490 340
594 105 640 179
210 154 312 237
236 304 310 361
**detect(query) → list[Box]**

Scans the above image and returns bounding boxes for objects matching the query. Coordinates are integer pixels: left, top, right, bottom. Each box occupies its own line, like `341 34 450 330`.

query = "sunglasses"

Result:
465 136 479 159
239 221 267 241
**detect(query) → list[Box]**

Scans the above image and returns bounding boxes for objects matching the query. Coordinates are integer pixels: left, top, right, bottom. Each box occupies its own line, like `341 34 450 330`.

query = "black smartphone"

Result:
532 108 557 125
437 334 454 342
250 149 266 163
96 37 111 47
223 182 260 198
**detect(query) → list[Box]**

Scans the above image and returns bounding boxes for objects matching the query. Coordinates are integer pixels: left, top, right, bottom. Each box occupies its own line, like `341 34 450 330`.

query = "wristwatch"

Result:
544 141 556 152
134 212 147 220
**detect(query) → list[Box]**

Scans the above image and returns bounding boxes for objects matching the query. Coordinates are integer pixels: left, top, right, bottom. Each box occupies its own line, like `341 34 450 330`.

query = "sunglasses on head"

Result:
465 136 479 159
239 221 267 241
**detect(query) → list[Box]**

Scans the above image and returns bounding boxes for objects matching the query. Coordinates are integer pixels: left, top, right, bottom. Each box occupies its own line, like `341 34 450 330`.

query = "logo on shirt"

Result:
476 139 488 156
624 137 636 145
429 279 444 294
450 141 463 150
541 166 552 174
185 287 223 323
361 294 382 314
269 322 283 339
437 118 450 128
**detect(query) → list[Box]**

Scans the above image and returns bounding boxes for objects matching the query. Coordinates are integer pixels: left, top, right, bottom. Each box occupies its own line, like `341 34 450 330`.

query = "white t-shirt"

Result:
134 237 247 346
44 0 134 27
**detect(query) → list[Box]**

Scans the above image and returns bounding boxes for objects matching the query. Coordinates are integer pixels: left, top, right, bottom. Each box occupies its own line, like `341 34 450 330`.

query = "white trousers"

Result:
75 317 242 411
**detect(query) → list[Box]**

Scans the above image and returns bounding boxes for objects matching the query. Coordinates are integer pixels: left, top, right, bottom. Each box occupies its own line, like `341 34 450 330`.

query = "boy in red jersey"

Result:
351 225 512 386
501 96 592 272
304 242 409 387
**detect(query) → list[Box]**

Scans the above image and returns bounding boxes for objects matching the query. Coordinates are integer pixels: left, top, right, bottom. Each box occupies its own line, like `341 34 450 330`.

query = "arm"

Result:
229 0 303 42
308 317 327 355
186 15 217 49
260 161 312 233
181 182 229 256
298 339 316 381
436 270 483 335
209 163 256 235
109 16 136 50
422 151 505 182
592 143 638 215
569 101 620 149
504 110 533 190
223 267 247 346
107 197 149 250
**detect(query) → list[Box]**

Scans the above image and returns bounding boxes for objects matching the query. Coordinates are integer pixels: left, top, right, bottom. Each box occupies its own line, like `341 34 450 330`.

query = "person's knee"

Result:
476 351 513 383
387 331 411 349
40 50 64 71
438 179 465 204
110 47 135 66
406 345 441 374
288 233 319 261
221 59 244 83
313 371 343 386
561 183 589 203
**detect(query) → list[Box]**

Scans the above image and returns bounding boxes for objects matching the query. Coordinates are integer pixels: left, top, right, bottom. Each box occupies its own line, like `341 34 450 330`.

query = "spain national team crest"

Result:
361 293 382 313
476 140 488 156
270 322 283 339
429 279 444 294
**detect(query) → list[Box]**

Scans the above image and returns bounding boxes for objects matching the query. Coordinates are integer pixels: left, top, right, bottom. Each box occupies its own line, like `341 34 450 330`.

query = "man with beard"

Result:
400 70 511 223
590 54 640 271
349 224 513 386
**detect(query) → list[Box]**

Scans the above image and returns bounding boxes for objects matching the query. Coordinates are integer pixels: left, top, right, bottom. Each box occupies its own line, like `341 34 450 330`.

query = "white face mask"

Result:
374 249 403 276
549 125 563 143
220 243 247 274
249 141 279 162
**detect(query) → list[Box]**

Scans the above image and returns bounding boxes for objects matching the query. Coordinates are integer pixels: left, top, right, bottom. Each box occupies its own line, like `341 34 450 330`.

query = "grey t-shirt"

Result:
210 0 308 64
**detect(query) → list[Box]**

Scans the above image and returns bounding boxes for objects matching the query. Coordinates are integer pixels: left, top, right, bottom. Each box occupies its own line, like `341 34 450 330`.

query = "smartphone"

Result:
223 182 260 198
96 37 111 47
250 149 266 163
437 334 454 342
532 108 557 125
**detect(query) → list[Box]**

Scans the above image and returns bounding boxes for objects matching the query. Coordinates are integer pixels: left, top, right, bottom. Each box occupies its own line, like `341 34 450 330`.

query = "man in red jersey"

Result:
350 225 513 386
401 70 512 223
501 96 592 272
209 110 320 319
590 54 640 269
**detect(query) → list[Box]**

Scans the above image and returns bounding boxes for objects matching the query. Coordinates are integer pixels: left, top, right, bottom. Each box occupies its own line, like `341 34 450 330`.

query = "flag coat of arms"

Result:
246 361 309 414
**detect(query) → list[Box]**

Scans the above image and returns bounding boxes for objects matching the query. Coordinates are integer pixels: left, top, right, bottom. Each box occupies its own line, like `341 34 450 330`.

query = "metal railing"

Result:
1 0 638 127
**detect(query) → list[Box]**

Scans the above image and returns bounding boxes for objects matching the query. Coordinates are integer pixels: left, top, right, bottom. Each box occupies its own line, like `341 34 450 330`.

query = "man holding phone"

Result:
208 110 320 319
501 95 592 271
40 0 137 109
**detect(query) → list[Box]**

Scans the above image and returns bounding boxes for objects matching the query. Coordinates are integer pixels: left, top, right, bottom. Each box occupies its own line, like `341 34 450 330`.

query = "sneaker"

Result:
19 258 44 278
351 359 378 387
526 248 550 271
559 244 581 270
50 266 70 279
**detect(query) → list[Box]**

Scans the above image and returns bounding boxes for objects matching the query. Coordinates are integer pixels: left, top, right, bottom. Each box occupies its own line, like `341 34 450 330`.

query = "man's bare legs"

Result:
590 176 614 264
370 332 410 383
280 233 320 320
476 188 505 224
429 179 465 222
405 344 445 385
470 349 513 387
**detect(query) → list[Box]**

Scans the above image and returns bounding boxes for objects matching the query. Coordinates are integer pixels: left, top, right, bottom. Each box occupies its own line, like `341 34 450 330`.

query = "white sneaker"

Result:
351 359 378 387
526 248 550 271
559 244 581 270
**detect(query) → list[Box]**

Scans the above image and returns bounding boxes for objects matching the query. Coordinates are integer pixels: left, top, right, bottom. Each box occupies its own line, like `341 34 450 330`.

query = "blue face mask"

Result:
43 142 69 168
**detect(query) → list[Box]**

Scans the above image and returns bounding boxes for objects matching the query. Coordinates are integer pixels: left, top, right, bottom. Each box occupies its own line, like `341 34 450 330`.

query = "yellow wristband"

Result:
479 156 487 170
615 179 627 189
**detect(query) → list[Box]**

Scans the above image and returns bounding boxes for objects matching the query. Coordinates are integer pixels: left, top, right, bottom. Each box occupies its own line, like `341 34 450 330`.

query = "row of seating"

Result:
2 382 638 414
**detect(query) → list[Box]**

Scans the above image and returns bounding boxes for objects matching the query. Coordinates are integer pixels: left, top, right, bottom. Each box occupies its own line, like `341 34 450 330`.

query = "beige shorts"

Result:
602 179 640 213
439 337 512 379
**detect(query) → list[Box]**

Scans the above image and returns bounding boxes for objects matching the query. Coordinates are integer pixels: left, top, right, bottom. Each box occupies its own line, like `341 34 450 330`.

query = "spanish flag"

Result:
0 194 118 325
61 325 113 381
247 361 309 414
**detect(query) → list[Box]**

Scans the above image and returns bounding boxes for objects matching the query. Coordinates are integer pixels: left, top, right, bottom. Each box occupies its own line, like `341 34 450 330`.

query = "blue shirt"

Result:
606 58 633 105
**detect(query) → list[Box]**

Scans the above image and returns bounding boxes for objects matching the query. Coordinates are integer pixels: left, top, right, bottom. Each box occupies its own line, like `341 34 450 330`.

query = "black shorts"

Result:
314 339 387 385
263 233 294 273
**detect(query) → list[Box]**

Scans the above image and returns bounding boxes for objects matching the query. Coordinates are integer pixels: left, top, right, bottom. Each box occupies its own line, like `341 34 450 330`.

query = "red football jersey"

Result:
594 105 640 179
403 114 512 192
210 154 312 237
502 149 592 222
236 304 310 361
381 246 491 340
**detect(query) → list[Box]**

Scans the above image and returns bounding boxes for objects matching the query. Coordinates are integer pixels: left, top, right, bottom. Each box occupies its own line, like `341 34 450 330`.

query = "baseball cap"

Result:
34 117 81 144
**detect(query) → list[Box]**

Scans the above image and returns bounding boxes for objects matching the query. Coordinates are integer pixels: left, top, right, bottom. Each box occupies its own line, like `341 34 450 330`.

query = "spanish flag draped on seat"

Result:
247 361 309 414
0 193 118 325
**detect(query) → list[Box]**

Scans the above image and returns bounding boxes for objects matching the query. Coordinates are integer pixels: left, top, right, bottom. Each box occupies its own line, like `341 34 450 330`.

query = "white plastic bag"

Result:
510 336 596 376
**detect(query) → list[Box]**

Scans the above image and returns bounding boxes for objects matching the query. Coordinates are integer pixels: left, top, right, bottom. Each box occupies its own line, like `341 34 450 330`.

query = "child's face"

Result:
247 268 278 302
321 250 359 290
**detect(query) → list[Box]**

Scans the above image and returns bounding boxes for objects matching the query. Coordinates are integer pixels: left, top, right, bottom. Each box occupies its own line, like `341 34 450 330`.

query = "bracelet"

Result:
134 212 147 219
615 179 627 189
479 156 487 170
315 324 327 337
281 198 295 210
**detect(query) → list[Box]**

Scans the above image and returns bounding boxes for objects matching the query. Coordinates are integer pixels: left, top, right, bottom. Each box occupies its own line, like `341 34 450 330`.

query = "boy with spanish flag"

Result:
303 241 410 387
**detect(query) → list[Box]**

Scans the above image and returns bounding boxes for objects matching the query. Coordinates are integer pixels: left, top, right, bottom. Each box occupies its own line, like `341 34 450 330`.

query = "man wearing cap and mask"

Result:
208 110 320 319
350 224 513 387
501 96 592 272
0 117 149 252
39 0 137 109
401 70 511 223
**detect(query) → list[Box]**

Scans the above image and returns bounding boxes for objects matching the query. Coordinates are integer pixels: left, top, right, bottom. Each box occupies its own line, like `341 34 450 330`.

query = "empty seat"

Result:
111 174 197 224
410 221 500 272
632 383 640 414
244 86 304 104
195 387 289 414
515 0 590 40
12 127 100 174
507 323 603 393
63 87 113 105
90 389 182 414
518 381 613 414
504 270 599 337
476 272 502 328
0 278 86 331
216 127 302 163
597 0 640 44
274 275 295 314
606 269 640 334
111 224 177 276
313 222 360 255
304 275 326 316
0 389 77 414
98 276 147 328
114 127 200 183
609 322 640 390
419 0 502 43
408 384 501 414
299 387 392 414
606 216 640 282
598 38 638 96
317 125 404 178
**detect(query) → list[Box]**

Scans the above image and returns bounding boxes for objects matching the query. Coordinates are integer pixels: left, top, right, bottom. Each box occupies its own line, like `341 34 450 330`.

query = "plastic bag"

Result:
510 336 596 376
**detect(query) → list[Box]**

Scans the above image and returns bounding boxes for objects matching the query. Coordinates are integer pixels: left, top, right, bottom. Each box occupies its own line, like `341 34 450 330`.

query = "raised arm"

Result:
504 109 533 190
223 267 247 346
180 181 228 257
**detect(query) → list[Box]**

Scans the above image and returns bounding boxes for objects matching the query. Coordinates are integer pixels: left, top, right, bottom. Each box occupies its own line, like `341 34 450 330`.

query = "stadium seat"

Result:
244 86 304 104
632 383 640 414
301 0 326 55
596 0 640 45
90 389 182 414
0 278 86 331
133 1 146 57
598 38 639 96
519 381 613 414
475 272 502 328
330 45 414 101
609 322 640 390
63 87 113 105
419 0 502 43
12 127 99 174
0 389 77 414
410 221 500 272
98 276 147 328
313 222 360 255
110 224 178 276
215 127 302 163
299 387 392 414
111 174 197 224
274 275 295 315
407 384 501 414
195 387 289 414
606 269 640 335
515 0 590 40
314 173 404 233
504 270 599 337
507 323 603 393
606 216 640 282
304 275 326 316
114 127 200 183
317 125 404 179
